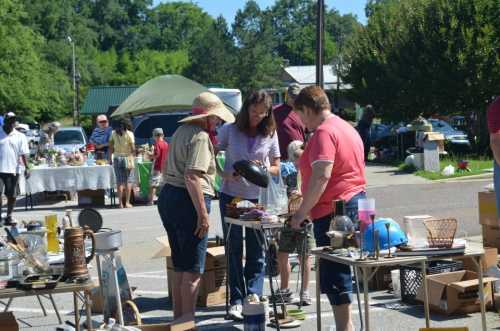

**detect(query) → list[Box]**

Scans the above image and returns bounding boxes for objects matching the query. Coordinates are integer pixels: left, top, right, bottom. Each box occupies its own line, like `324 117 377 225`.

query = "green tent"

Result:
111 75 208 117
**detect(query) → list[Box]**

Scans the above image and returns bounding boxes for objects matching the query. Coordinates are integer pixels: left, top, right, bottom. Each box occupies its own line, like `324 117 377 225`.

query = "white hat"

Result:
4 112 16 119
179 92 235 124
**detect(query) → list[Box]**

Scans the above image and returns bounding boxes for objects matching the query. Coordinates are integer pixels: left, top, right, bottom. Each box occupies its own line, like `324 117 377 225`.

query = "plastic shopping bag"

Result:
258 173 288 215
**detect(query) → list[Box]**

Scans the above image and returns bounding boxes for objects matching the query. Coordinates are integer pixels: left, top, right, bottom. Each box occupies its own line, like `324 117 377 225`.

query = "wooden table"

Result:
311 248 430 331
0 280 97 330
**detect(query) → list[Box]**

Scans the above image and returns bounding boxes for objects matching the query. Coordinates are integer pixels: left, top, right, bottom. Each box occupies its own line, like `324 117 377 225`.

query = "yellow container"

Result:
45 214 59 253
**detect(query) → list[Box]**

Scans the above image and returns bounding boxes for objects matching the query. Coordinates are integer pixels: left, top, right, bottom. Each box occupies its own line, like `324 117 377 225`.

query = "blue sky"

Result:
153 1 368 24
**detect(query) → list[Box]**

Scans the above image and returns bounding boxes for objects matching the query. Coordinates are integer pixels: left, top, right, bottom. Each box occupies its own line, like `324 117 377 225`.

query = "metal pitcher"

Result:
64 227 95 280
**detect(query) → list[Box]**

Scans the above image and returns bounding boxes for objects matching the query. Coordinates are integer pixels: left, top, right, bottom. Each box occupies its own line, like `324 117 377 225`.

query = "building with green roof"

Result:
81 85 138 116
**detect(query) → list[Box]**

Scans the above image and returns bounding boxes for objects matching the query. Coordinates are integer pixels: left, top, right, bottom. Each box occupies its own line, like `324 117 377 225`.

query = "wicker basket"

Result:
424 218 457 248
288 194 303 214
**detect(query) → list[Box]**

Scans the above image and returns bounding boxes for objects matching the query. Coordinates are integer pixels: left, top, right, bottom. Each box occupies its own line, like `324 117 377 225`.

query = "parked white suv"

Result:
54 127 88 152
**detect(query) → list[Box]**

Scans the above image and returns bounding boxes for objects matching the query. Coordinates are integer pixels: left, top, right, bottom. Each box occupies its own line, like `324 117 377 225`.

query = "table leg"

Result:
261 228 280 331
362 267 370 331
3 298 13 312
85 291 93 331
36 295 47 316
74 292 81 331
225 223 232 318
421 260 430 328
353 267 364 330
316 255 321 331
46 294 63 324
476 256 487 331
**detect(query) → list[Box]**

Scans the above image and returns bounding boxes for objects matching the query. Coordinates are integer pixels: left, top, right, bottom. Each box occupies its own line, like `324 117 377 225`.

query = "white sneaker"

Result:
228 304 243 321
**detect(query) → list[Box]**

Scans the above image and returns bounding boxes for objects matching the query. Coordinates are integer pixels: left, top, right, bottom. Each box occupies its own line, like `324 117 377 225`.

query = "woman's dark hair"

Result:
235 90 276 137
115 118 132 133
294 86 330 114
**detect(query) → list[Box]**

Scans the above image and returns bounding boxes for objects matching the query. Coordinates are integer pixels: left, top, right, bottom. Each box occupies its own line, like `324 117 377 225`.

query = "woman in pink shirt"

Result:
290 86 366 331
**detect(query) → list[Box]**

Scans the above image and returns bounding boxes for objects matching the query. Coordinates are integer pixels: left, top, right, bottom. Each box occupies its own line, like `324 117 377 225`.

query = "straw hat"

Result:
179 92 235 124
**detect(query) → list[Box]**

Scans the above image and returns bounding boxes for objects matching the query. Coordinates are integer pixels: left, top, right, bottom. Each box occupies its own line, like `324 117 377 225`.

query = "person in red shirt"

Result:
148 128 169 205
487 96 500 219
273 83 306 160
273 84 314 305
291 86 366 331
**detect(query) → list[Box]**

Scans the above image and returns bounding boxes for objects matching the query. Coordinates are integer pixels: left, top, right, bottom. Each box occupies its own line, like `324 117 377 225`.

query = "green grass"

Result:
399 157 493 180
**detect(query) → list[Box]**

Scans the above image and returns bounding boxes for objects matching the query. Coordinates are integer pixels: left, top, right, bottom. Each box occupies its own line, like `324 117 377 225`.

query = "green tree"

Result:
233 1 283 93
0 0 45 121
148 2 212 52
345 0 500 152
186 16 238 87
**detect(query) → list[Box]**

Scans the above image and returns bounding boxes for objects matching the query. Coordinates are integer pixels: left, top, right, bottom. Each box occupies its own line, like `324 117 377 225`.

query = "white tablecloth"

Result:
25 165 116 194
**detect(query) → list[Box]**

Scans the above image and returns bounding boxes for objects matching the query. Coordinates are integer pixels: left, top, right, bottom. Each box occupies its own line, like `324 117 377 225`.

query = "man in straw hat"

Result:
157 92 234 323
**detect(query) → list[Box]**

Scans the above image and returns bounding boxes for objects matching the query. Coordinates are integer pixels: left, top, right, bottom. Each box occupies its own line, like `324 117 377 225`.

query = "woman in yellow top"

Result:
108 118 135 208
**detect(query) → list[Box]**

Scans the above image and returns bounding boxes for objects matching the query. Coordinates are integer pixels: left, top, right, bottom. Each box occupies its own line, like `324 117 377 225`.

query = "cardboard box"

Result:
482 225 500 250
478 191 499 227
138 321 195 331
154 237 227 307
0 312 19 331
462 247 498 272
78 189 105 206
416 270 496 315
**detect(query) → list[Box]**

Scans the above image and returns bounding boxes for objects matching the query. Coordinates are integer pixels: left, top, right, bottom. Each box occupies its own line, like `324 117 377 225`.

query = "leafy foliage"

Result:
346 0 500 122
0 0 360 122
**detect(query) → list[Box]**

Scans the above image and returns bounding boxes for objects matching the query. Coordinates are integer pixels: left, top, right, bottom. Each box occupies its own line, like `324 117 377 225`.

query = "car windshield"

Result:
54 130 84 145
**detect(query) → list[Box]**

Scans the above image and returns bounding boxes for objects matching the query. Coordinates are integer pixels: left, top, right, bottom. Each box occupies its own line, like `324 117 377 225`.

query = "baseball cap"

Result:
152 128 164 136
287 83 302 98
4 112 16 119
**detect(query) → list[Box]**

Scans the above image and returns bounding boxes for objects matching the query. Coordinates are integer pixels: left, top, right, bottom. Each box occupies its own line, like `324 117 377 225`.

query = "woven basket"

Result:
288 194 303 215
424 218 457 248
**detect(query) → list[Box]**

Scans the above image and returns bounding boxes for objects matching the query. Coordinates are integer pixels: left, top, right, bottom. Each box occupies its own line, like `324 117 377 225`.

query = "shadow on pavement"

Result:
372 302 475 321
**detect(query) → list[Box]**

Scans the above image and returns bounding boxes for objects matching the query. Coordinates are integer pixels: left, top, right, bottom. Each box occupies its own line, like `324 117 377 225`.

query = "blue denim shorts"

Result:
157 184 212 273
313 191 366 306
494 161 500 219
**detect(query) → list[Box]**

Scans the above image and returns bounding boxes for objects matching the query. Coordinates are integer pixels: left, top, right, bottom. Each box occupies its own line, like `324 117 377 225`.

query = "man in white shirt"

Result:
0 112 30 225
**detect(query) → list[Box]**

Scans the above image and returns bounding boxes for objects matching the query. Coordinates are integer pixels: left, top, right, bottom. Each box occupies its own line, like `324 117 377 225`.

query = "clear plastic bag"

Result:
258 173 288 215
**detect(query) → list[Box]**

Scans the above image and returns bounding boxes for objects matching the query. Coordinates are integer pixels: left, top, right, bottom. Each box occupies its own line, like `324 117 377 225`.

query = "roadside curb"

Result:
432 172 493 183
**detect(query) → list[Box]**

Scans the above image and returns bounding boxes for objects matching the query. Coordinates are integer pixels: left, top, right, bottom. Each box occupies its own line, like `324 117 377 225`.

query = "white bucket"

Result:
391 269 401 299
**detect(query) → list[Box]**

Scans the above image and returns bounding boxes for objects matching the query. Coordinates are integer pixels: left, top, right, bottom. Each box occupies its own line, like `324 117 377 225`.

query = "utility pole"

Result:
76 71 81 126
67 36 77 126
316 0 325 88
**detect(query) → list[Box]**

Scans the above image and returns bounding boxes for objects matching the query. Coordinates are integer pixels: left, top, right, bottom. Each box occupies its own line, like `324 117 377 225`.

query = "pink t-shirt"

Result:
299 115 366 220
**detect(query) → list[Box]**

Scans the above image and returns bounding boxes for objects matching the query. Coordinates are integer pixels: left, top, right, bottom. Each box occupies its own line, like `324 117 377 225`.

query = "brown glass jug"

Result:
64 227 96 280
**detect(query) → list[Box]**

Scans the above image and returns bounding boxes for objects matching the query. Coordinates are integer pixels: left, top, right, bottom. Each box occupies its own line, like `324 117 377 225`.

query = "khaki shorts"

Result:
149 170 163 187
278 222 315 254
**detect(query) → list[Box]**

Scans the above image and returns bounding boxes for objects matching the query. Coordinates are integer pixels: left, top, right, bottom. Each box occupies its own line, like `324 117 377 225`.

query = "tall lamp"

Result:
67 36 77 126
